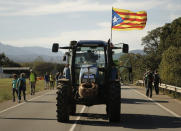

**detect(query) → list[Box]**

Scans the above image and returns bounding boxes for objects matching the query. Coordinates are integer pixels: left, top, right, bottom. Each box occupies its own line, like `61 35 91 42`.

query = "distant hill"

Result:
130 49 144 55
0 42 63 63
0 42 144 63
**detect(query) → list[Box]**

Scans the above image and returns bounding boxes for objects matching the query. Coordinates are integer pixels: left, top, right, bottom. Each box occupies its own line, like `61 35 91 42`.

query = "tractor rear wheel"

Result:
56 83 70 122
107 82 120 123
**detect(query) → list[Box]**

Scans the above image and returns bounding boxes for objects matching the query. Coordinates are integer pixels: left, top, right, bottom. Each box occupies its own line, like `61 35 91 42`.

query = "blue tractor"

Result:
52 39 129 123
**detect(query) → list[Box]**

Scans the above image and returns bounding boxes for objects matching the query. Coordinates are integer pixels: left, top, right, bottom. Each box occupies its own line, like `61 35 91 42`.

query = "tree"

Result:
142 27 162 54
141 17 181 71
141 27 162 70
159 17 181 53
0 53 21 67
33 62 55 76
159 46 181 86
119 53 147 82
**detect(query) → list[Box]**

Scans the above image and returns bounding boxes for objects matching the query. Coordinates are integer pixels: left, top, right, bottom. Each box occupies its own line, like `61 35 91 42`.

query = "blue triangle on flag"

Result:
112 10 124 26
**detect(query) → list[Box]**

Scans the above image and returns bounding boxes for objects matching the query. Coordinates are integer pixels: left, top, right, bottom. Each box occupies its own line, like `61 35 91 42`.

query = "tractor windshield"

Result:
75 46 105 68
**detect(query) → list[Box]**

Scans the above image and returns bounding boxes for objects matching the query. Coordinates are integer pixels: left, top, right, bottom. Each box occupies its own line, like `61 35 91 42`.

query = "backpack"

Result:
19 79 25 89
154 74 160 83
147 72 153 83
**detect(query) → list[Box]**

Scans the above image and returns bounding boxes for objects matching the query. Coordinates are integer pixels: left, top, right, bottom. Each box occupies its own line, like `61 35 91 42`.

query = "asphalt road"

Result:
0 86 181 131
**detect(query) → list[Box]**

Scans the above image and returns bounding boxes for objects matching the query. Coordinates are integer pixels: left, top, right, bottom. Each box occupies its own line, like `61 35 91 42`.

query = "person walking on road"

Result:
49 73 55 90
44 72 50 90
146 70 154 98
153 70 161 95
29 69 37 95
17 73 26 103
63 64 70 80
12 74 18 102
55 72 60 87
143 69 148 88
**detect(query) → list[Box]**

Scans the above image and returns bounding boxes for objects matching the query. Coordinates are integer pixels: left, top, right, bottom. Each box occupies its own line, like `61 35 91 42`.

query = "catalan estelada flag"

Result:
112 7 147 31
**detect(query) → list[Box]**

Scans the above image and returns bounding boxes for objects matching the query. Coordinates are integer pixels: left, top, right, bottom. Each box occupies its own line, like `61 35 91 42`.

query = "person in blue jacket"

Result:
17 73 26 103
63 64 70 80
44 72 50 90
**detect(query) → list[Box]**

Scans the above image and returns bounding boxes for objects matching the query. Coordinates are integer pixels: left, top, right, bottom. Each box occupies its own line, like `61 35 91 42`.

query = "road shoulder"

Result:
131 85 181 117
0 90 51 112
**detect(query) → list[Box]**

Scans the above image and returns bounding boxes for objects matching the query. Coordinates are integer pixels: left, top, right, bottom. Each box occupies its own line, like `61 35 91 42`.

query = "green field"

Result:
0 78 45 102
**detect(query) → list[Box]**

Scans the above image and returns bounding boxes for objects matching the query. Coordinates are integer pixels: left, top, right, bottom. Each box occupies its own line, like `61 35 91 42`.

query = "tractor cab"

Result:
74 41 107 86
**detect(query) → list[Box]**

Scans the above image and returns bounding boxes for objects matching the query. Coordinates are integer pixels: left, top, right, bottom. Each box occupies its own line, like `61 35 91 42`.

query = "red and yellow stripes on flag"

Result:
112 8 147 31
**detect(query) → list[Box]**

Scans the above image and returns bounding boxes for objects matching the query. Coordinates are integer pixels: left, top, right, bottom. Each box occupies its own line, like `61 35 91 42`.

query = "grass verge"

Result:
0 78 45 102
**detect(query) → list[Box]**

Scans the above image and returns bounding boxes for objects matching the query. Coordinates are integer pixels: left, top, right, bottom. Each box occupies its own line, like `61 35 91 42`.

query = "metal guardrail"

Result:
160 84 181 93
136 80 181 93
135 80 144 86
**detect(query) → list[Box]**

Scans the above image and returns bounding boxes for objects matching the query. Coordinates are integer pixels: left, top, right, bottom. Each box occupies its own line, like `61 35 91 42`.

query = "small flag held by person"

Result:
112 7 147 31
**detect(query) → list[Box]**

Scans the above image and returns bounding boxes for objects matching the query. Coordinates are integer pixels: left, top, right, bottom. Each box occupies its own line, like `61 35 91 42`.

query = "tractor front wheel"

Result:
56 83 70 122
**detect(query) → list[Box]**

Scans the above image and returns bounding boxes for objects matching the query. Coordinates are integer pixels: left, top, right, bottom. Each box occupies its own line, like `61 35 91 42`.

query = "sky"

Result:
0 0 181 50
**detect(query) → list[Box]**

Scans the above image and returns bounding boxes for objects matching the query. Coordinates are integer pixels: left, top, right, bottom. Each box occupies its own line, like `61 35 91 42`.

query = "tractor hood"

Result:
79 64 98 84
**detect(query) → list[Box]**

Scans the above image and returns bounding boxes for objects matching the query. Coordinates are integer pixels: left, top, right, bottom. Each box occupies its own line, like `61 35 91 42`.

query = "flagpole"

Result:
110 7 113 42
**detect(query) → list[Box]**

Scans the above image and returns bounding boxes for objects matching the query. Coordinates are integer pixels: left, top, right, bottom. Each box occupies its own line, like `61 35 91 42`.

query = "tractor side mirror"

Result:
123 44 129 53
52 43 59 52
63 55 67 61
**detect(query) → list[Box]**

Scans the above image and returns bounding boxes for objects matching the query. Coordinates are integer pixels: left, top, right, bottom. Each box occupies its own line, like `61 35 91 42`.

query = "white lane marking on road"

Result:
69 106 86 131
133 88 181 118
0 91 53 114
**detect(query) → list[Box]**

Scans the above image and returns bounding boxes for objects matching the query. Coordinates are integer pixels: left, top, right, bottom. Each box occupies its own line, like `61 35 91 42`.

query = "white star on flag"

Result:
113 16 119 23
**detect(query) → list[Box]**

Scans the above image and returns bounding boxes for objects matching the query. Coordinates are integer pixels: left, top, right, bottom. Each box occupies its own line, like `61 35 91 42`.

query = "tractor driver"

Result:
85 50 97 64
80 57 84 64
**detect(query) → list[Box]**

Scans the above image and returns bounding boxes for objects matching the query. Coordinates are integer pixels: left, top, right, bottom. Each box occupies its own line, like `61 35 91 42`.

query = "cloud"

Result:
1 0 179 50
2 21 162 50
113 0 164 11
0 0 110 16
1 28 110 47
97 22 111 28
166 1 181 11
0 0 171 16
164 0 181 21
169 14 181 21
1 29 144 50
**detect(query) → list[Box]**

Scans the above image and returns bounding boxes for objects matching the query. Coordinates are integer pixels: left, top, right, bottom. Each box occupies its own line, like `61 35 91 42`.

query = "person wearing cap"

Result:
29 69 37 95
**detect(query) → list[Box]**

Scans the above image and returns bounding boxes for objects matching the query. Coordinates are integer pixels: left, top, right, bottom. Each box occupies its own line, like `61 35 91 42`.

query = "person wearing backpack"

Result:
146 70 154 98
153 70 161 95
17 73 26 103
12 74 18 102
